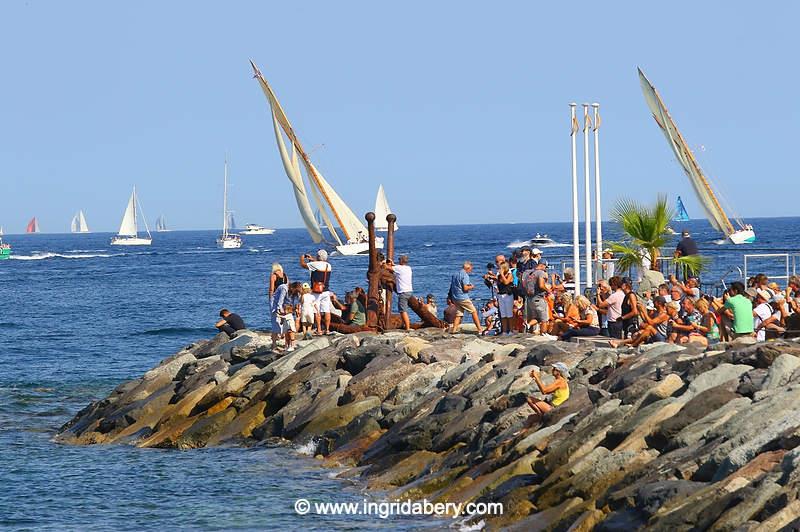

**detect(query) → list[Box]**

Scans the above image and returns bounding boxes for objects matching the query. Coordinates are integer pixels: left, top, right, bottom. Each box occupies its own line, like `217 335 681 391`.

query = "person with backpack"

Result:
300 250 333 335
521 260 551 335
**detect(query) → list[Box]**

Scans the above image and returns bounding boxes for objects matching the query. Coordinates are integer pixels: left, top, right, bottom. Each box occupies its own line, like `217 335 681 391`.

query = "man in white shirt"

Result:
389 255 413 331
300 249 333 335
753 289 774 342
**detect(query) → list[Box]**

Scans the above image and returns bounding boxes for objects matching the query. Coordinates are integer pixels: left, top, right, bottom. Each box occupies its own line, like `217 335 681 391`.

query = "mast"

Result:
133 186 138 236
638 69 735 236
250 61 353 241
222 157 229 238
570 103 581 296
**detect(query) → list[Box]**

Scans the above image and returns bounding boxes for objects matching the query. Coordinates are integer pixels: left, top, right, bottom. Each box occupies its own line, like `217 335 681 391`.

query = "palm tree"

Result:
609 195 707 276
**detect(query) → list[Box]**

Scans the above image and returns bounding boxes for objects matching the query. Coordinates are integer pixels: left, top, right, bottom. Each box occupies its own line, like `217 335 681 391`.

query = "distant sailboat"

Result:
217 158 243 249
70 210 90 233
374 185 398 232
111 186 152 246
638 68 755 245
674 196 690 222
155 215 170 232
251 60 381 256
26 217 40 234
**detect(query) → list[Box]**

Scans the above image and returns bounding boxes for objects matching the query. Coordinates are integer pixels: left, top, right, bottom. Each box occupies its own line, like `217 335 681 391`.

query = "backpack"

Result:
521 270 540 297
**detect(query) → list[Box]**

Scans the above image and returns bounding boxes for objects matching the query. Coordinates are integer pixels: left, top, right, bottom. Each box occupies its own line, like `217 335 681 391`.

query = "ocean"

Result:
2 218 799 530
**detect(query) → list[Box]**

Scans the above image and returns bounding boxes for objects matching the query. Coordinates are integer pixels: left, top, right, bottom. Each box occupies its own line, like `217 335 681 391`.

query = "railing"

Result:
743 254 791 285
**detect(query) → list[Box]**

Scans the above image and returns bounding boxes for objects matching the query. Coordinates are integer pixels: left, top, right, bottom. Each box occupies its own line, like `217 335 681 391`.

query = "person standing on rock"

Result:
270 282 302 351
388 255 413 331
521 261 551 335
215 309 246 338
269 263 288 299
448 261 483 335
597 276 624 339
301 250 333 335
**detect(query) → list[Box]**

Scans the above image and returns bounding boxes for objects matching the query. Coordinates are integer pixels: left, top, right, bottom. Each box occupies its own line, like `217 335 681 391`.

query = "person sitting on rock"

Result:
215 309 246 338
610 295 669 348
559 296 601 341
525 362 570 426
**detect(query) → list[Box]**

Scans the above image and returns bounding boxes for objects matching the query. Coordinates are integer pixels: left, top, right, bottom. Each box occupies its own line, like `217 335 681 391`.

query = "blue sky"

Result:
0 1 794 232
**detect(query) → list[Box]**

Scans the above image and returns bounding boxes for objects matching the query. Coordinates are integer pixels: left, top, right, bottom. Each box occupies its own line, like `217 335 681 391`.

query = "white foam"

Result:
10 252 118 260
294 438 319 456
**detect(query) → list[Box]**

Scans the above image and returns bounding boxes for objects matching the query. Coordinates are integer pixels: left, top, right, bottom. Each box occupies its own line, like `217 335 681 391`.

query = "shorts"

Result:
624 321 639 339
301 311 315 325
525 296 549 323
650 332 667 343
270 313 280 333
314 291 331 314
397 292 413 313
454 298 477 317
497 293 514 319
280 319 296 334
607 320 623 339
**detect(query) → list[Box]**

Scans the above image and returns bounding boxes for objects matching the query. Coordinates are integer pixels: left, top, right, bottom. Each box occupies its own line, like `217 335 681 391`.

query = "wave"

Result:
424 243 434 247
135 326 215 337
10 252 119 261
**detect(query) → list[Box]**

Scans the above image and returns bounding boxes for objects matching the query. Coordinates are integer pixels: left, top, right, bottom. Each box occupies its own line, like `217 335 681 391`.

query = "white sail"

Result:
638 69 737 237
374 184 398 231
70 214 79 233
271 108 324 243
156 215 166 232
252 61 371 244
74 210 89 232
117 190 138 237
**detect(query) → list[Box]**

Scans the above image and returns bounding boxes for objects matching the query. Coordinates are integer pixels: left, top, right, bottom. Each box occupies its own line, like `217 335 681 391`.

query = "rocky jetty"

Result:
57 329 800 530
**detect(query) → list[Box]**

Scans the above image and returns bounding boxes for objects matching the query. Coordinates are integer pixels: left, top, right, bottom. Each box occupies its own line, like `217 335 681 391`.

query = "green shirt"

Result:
724 294 753 334
349 300 366 326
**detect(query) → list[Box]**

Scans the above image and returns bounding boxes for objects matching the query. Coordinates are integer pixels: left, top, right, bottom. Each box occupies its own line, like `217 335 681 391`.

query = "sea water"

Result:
1 219 798 529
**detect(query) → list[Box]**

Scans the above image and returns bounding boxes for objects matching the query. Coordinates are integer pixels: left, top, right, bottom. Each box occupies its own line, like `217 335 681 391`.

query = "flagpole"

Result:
583 103 593 289
592 103 602 279
570 103 581 296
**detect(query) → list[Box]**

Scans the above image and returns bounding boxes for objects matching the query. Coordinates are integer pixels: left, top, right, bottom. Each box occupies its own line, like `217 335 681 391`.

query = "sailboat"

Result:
111 186 152 246
374 185 398 232
638 68 755 245
674 196 690 222
26 217 40 233
216 159 243 249
251 60 382 256
70 210 90 233
155 215 170 232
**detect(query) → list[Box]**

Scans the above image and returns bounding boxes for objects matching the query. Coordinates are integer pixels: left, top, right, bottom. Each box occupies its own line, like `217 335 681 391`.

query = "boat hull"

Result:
729 229 756 245
217 236 243 249
239 229 275 235
335 238 384 256
111 236 152 246
0 247 11 260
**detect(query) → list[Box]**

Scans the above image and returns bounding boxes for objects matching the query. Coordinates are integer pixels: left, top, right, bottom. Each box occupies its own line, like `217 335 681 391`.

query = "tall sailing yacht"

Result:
250 60 381 255
216 158 243 249
155 215 170 232
111 186 152 246
638 68 755 244
70 210 90 233
26 217 40 234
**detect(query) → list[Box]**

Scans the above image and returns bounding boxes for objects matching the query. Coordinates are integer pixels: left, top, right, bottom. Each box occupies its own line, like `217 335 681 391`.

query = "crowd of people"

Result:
442 243 799 347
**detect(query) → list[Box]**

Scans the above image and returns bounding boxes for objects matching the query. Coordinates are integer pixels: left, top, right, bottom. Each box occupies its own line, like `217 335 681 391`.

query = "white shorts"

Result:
281 319 296 334
314 291 331 314
301 311 315 324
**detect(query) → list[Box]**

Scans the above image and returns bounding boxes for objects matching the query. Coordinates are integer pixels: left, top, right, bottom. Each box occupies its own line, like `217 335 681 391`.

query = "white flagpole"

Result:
570 103 581 296
592 103 603 278
583 104 593 289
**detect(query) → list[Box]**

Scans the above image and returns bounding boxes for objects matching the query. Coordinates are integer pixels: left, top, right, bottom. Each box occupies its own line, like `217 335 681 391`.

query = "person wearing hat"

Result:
753 289 774 342
525 363 570 425
723 281 754 338
516 246 537 287
300 249 333 335
299 282 317 340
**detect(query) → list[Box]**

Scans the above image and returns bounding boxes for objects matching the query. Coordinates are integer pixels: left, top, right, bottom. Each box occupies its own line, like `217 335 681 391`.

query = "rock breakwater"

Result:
57 330 800 530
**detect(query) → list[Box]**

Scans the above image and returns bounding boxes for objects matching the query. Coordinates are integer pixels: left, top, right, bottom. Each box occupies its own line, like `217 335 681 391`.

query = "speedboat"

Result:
529 233 556 246
239 224 276 235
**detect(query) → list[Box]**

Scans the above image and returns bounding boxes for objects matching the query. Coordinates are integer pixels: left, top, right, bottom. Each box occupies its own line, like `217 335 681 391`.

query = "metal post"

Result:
570 103 581 296
592 103 602 280
365 212 380 329
384 214 397 321
583 104 593 289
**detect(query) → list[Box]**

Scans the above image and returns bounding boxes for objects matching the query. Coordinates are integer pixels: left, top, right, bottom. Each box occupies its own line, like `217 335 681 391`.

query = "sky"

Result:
0 0 795 233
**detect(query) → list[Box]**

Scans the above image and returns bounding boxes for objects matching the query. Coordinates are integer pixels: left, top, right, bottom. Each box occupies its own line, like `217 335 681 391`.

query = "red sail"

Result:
26 217 38 233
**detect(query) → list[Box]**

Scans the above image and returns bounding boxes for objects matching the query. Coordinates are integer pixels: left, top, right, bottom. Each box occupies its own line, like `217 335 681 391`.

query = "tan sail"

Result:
638 68 738 236
251 60 369 243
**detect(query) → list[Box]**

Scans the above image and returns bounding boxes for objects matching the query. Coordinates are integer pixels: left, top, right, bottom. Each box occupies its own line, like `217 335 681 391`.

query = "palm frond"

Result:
674 254 710 276
608 242 644 275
